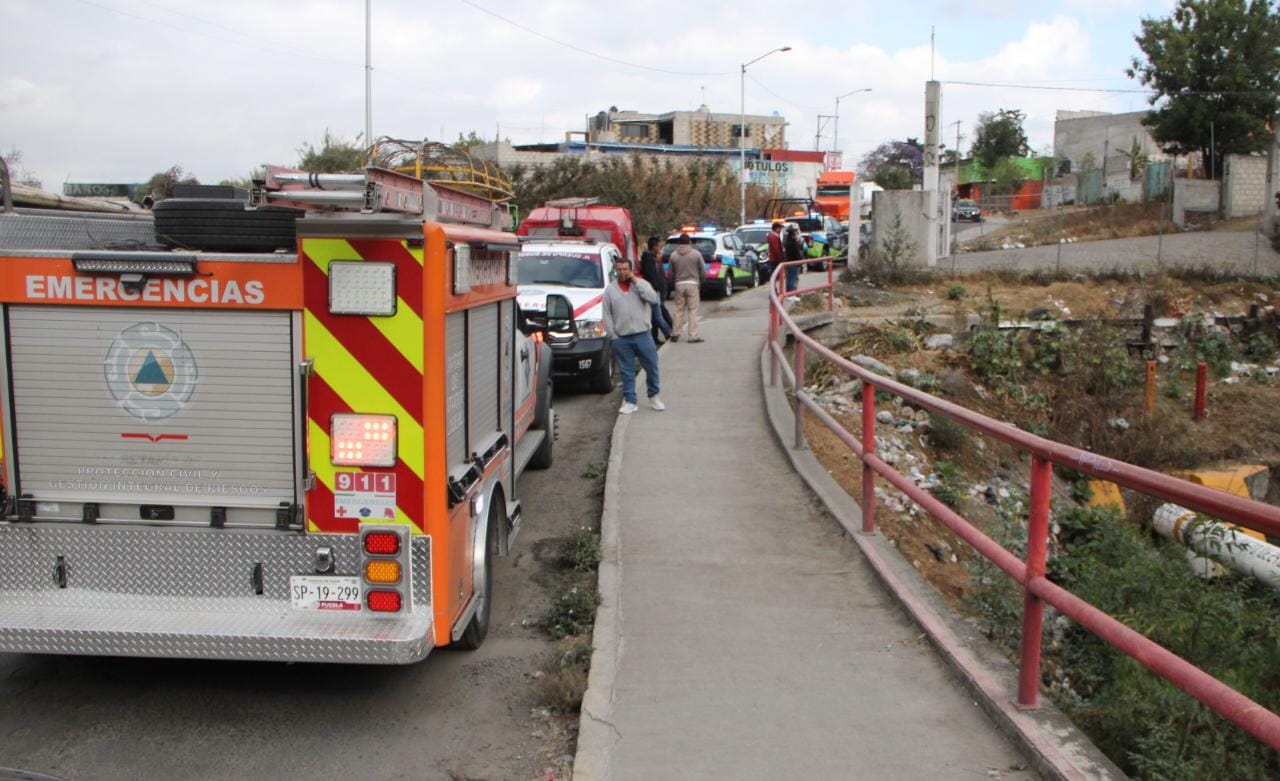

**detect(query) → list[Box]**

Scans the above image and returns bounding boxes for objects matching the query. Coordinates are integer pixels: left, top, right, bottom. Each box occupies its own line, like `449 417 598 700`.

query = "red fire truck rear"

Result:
0 167 569 663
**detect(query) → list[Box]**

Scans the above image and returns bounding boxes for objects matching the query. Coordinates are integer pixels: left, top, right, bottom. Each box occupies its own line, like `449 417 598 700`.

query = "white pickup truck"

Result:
515 240 623 393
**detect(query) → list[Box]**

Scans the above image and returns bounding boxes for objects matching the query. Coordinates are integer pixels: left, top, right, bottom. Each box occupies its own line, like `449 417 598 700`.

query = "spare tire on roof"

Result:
152 198 303 252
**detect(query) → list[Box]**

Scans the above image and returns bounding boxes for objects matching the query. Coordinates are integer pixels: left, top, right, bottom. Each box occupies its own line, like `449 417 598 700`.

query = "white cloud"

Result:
1 1 1139 188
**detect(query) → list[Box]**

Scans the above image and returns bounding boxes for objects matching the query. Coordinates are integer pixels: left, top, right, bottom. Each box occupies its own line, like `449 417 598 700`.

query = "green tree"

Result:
990 158 1026 194
872 164 913 190
2 147 41 189
134 165 198 203
298 130 365 173
1127 0 1280 178
507 154 744 236
971 109 1030 170
453 130 485 152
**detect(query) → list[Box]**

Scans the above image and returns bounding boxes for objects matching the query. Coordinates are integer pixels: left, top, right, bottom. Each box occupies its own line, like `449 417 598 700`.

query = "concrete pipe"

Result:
1153 504 1280 591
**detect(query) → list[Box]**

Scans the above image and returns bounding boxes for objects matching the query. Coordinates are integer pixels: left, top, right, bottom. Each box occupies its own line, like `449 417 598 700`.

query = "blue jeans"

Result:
612 331 660 403
651 302 671 337
785 264 800 292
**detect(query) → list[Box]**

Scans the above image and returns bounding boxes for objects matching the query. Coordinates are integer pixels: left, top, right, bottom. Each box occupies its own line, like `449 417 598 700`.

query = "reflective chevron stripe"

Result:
302 237 426 532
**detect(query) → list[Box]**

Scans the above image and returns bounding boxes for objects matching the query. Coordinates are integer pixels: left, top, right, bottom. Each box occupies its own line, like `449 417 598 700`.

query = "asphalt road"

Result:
0 384 619 781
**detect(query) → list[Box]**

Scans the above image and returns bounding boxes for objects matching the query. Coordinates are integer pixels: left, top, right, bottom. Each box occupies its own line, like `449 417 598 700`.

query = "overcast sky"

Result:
2 0 1176 190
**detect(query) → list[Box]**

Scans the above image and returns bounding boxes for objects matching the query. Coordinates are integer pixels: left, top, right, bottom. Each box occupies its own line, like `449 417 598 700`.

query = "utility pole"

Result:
364 0 373 165
739 46 791 226
815 115 836 151
1264 113 1280 236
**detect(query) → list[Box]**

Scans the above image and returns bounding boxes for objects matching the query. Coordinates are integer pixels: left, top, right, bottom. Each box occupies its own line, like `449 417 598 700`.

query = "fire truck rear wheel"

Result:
455 496 502 650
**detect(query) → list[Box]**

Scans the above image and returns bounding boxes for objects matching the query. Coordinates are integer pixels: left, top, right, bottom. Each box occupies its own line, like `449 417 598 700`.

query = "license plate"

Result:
290 575 362 611
578 359 592 370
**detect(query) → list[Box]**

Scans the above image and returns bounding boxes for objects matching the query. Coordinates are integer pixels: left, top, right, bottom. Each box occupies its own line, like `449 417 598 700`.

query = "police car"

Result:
661 226 760 298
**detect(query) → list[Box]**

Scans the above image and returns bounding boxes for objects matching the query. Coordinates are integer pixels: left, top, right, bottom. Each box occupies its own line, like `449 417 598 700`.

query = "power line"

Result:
68 0 473 98
944 80 1152 94
457 0 734 77
945 80 1279 97
744 73 821 112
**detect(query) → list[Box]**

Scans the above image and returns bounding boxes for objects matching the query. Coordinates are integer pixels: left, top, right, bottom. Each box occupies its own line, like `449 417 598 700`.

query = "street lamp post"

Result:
740 46 791 226
832 88 872 159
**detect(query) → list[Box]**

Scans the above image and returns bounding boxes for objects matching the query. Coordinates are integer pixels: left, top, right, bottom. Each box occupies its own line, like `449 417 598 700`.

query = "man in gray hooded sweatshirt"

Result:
602 256 663 414
667 233 706 343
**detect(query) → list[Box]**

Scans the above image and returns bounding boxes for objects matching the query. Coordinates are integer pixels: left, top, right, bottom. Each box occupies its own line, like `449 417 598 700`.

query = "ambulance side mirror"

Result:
544 294 575 332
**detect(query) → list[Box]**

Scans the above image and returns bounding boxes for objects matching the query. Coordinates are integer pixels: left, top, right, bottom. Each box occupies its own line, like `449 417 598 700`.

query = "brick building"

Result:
588 105 787 150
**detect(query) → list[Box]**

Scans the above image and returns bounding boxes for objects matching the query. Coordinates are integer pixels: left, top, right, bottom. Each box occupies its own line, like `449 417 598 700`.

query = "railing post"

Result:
1018 455 1053 707
793 340 806 450
826 257 835 311
861 381 876 534
769 297 779 386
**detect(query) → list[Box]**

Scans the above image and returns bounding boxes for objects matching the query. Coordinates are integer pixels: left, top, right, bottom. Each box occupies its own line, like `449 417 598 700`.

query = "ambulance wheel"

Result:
456 496 501 650
721 274 734 298
588 344 615 393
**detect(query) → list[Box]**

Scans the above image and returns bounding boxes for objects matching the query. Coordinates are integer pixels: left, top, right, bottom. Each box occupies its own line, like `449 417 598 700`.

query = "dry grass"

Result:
888 273 1277 323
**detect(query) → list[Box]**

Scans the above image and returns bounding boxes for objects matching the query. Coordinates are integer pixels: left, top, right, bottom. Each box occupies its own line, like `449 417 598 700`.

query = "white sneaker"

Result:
649 396 666 411
619 402 638 414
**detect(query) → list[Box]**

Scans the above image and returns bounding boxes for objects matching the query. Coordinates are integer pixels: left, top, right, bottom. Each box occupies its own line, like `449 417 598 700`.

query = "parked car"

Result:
662 226 759 298
733 220 786 283
953 199 982 222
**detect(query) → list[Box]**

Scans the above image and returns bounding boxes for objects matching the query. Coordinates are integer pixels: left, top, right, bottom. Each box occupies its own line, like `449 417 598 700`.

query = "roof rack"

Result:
252 165 509 230
543 197 601 208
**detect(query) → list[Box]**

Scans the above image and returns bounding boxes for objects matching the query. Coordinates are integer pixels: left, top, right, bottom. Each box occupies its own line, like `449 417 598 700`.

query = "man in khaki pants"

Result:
667 233 706 343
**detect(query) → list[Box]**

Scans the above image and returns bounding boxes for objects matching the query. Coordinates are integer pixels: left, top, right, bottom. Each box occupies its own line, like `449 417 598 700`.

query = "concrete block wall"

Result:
1223 154 1268 219
1172 179 1221 227
870 190 930 267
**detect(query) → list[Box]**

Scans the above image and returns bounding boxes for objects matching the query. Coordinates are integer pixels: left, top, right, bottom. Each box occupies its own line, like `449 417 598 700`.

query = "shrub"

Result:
969 327 1023 385
972 504 1280 780
927 413 967 452
944 284 966 301
929 460 965 509
534 642 594 714
546 585 598 639
559 527 601 572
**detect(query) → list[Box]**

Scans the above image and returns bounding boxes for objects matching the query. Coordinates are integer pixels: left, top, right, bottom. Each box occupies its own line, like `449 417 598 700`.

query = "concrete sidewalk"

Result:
575 285 1040 780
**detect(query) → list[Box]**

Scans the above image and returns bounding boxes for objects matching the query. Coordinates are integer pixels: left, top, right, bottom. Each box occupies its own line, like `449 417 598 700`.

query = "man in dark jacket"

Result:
765 222 785 284
783 225 804 293
638 235 672 341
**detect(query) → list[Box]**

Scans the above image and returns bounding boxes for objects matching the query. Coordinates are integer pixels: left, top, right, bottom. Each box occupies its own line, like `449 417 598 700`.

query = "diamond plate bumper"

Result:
0 524 434 664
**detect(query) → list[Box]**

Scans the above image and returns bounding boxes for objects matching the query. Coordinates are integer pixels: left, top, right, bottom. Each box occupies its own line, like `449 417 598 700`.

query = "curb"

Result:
572 411 629 780
758 345 1127 781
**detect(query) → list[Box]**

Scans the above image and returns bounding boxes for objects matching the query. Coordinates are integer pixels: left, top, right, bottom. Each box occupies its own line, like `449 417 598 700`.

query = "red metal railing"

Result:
765 259 1280 749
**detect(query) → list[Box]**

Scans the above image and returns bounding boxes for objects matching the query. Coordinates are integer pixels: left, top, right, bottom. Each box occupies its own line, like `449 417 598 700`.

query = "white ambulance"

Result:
515 240 624 393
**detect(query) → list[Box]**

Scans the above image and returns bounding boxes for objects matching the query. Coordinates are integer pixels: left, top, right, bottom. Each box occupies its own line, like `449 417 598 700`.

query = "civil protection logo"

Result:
104 323 198 420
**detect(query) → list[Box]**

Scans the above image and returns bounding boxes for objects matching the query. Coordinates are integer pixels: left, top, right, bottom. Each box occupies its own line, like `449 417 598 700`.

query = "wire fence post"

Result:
1157 198 1166 270
1018 455 1053 708
1056 205 1063 274
1254 226 1261 277
793 340 806 450
860 381 876 534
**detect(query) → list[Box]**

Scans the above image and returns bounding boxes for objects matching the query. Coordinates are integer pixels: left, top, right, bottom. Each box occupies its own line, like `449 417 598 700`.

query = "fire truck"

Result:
0 166 571 663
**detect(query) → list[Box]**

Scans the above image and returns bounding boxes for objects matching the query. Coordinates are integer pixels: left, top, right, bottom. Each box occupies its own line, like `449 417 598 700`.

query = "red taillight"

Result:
364 531 401 555
367 590 402 612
